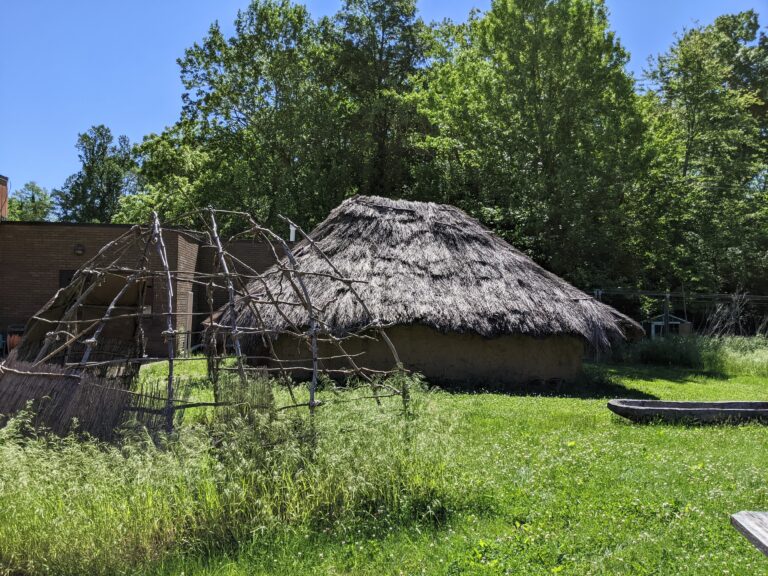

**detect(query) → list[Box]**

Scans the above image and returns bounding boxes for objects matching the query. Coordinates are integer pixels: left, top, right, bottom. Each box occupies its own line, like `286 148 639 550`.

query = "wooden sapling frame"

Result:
0 208 406 440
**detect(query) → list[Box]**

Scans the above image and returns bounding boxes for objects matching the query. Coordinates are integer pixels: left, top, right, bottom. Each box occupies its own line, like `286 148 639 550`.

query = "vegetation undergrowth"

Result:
0 376 487 576
5 358 768 575
611 335 768 377
160 365 768 576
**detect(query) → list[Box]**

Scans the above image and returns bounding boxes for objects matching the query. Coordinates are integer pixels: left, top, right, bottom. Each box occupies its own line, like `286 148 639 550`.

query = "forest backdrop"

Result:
8 0 768 299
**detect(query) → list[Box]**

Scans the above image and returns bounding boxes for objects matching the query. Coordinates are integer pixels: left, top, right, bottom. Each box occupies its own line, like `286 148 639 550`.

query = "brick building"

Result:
0 217 277 357
0 175 8 220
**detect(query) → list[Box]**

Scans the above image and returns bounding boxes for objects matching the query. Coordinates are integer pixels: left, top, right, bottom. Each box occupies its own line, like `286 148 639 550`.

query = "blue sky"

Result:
0 0 765 195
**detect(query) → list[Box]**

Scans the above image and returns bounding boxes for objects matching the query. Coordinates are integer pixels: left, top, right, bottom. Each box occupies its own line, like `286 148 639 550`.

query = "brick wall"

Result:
0 222 133 329
0 223 277 356
175 233 200 351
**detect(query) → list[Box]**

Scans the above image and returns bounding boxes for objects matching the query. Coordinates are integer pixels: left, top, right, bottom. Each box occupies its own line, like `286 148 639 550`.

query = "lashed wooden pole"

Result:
279 216 405 408
151 212 176 434
272 233 319 414
220 211 321 413
208 209 248 389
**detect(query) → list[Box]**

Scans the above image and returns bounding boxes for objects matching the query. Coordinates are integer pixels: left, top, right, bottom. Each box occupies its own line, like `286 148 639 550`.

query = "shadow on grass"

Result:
597 362 728 383
609 414 768 427
434 365 659 400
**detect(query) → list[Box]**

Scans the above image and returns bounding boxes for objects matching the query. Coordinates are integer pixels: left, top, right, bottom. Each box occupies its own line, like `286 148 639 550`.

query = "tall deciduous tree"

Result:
55 125 136 223
633 10 768 292
176 0 340 228
7 182 54 222
133 0 430 231
324 0 429 198
113 126 211 224
413 0 645 286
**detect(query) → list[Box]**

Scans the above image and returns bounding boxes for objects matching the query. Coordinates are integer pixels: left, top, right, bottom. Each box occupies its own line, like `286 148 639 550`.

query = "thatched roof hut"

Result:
231 195 642 385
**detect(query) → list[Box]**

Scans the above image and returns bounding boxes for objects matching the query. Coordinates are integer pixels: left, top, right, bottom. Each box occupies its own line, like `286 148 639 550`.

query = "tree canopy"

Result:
101 1 768 296
633 10 768 293
411 0 646 287
55 125 136 223
7 182 54 222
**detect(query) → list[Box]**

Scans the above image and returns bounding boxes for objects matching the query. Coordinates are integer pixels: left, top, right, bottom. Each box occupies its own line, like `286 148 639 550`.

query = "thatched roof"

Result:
230 195 642 347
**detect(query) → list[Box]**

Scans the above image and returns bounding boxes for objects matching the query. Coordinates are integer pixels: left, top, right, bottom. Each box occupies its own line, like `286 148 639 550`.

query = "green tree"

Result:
54 125 136 223
127 0 768 298
633 10 768 293
7 181 54 221
135 0 431 232
413 0 645 286
113 127 211 224
324 0 429 198
175 0 336 228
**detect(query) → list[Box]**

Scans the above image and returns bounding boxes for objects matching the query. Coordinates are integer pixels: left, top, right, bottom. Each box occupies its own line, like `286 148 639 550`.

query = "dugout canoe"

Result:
607 399 768 424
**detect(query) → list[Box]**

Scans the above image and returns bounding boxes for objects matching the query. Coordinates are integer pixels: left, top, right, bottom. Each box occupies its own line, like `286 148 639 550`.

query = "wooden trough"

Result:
607 399 768 424
732 511 768 557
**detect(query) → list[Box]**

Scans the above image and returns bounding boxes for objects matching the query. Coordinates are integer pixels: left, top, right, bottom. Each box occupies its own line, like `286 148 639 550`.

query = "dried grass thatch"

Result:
230 195 642 348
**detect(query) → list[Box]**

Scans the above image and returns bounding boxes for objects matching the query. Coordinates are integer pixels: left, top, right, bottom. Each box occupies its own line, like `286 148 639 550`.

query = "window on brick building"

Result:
142 283 154 316
59 270 76 288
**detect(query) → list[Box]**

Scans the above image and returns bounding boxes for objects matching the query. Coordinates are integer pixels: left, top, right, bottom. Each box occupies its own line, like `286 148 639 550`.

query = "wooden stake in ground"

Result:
151 212 176 434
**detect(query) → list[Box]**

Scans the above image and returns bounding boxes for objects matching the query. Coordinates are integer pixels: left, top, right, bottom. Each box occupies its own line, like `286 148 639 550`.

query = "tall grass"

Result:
5 366 768 574
0 387 486 576
614 335 768 376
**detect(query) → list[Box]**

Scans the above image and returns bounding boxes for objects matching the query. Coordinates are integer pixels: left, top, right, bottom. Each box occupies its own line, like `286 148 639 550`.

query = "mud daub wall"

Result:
270 325 585 385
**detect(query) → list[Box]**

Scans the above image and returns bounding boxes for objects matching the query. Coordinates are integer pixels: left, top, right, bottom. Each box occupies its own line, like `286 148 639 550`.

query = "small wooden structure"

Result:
644 313 693 339
608 399 768 424
732 511 768 557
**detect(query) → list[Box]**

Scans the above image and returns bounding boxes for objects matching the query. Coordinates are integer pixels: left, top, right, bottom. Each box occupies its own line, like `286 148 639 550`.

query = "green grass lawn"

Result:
3 363 768 575
165 365 768 576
